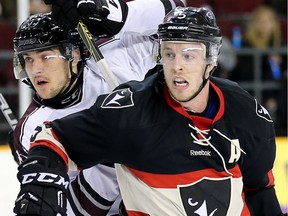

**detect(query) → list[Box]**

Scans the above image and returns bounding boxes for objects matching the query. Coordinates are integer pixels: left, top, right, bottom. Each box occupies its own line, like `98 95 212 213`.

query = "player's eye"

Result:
163 51 175 61
182 52 195 61
23 56 33 63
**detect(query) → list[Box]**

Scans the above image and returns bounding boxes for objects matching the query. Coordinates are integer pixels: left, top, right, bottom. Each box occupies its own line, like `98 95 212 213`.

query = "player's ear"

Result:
205 64 216 79
71 49 81 74
72 49 81 64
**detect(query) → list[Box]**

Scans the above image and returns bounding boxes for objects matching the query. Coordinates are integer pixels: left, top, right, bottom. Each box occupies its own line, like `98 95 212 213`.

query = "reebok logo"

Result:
190 150 211 157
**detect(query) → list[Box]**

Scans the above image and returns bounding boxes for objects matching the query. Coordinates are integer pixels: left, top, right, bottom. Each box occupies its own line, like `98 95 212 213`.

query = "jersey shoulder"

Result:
211 77 274 136
98 71 158 110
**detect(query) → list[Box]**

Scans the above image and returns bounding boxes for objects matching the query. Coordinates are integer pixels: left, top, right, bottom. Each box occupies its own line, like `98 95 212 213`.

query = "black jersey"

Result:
32 73 282 215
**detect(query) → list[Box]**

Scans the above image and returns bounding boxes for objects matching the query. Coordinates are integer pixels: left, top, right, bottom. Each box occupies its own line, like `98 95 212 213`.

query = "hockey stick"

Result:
0 93 18 130
77 20 119 90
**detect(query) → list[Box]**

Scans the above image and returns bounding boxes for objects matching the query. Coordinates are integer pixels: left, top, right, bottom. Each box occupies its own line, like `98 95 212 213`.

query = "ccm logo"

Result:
22 172 69 189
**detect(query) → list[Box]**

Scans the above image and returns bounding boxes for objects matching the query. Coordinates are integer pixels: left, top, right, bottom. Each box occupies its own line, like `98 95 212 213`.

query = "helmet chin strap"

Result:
55 58 82 97
57 59 78 96
171 64 216 103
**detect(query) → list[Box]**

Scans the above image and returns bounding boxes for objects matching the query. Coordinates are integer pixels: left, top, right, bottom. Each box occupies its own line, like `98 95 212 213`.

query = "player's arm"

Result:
43 0 185 38
43 0 128 37
120 0 185 36
13 85 138 215
13 105 122 215
240 119 283 215
13 120 85 216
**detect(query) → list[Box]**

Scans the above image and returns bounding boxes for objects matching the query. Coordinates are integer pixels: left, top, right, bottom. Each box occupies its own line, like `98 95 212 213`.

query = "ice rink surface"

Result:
0 146 19 216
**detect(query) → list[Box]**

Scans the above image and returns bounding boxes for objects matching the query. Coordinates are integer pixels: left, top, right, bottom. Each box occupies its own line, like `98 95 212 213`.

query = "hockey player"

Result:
11 0 184 215
13 6 285 216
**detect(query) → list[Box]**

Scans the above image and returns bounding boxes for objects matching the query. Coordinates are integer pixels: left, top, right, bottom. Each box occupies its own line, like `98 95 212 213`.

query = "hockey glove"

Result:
80 0 128 37
43 0 80 30
43 0 109 30
43 0 127 37
14 156 69 216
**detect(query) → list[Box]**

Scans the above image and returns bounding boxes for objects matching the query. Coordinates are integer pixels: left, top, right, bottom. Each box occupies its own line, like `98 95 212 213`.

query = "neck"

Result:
181 82 210 113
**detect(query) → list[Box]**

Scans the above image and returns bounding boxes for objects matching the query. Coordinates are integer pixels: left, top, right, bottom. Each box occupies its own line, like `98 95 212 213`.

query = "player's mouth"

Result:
35 78 48 87
173 77 189 89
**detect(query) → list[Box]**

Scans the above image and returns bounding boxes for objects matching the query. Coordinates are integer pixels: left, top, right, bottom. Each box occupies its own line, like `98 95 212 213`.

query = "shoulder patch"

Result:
255 99 273 122
101 88 134 109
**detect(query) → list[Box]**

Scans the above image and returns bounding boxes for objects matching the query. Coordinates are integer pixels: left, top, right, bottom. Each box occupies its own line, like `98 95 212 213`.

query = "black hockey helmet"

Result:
158 7 222 64
13 12 83 80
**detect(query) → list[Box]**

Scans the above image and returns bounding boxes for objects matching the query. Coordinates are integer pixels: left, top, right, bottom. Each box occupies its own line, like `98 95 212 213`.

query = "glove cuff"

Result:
18 156 69 191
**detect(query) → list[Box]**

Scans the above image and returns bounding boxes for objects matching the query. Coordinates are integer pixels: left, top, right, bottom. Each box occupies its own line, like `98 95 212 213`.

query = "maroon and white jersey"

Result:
13 0 185 215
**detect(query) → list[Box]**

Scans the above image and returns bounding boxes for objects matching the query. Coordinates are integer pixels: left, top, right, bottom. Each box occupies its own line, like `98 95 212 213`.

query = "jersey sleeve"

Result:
120 0 184 36
13 100 41 165
68 165 121 215
38 91 132 169
240 103 283 214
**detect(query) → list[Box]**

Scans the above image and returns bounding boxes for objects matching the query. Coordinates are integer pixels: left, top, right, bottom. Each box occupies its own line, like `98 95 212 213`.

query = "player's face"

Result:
161 41 212 102
23 48 71 99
